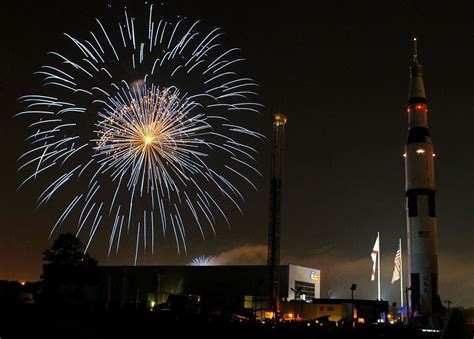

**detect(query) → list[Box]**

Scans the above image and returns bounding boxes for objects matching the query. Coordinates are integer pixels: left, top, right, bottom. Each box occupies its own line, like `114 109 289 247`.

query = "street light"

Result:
291 286 303 300
350 284 357 327
444 299 453 313
290 287 303 320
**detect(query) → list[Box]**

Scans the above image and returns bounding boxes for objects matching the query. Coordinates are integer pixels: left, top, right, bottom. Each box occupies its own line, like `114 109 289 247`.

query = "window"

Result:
294 280 315 299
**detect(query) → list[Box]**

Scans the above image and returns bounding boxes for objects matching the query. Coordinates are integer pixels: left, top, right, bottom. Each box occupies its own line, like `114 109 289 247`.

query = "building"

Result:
281 299 388 324
97 263 320 315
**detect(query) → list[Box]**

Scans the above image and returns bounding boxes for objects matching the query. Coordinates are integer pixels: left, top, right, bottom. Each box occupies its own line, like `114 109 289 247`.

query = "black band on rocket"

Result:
406 189 436 217
407 127 431 144
408 97 427 104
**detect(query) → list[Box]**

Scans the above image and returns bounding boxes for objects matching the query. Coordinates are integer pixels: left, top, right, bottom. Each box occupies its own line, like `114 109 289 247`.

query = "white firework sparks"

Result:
17 4 263 264
188 255 216 266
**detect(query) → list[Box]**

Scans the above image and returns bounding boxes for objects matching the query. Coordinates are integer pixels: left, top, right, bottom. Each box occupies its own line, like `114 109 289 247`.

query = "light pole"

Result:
444 299 453 314
350 284 357 327
290 287 302 320
392 302 397 322
404 286 412 321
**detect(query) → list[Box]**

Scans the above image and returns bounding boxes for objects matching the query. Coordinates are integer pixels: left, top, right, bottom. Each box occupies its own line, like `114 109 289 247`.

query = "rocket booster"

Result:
404 38 439 317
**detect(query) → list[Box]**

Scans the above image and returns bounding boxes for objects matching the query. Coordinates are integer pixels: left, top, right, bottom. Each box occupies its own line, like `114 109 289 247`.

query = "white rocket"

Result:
404 38 440 319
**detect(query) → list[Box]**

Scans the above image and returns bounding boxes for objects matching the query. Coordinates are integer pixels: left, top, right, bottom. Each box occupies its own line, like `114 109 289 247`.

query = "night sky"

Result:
1 1 473 306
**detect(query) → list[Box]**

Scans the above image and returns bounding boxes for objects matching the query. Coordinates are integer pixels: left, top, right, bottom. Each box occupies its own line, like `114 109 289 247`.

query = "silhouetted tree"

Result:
442 308 472 339
41 233 98 306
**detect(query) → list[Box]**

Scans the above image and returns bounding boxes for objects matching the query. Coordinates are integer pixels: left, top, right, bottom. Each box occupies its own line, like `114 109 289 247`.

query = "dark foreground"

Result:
0 305 444 339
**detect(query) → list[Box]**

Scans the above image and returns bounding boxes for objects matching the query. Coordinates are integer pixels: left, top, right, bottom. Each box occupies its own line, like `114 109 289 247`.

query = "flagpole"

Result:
377 231 381 301
399 238 404 321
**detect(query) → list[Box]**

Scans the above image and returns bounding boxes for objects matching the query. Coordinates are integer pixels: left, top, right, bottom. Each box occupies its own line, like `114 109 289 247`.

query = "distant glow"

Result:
416 105 423 110
264 311 275 319
188 255 216 266
416 149 425 154
421 329 442 333
403 153 407 157
20 282 26 286
432 153 436 157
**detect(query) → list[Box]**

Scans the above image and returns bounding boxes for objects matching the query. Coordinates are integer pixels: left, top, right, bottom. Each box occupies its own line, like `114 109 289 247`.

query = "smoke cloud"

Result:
209 244 474 307
212 244 267 265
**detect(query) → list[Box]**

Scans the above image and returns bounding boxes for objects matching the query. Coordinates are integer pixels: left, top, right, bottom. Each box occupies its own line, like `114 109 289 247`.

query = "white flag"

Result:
371 234 379 281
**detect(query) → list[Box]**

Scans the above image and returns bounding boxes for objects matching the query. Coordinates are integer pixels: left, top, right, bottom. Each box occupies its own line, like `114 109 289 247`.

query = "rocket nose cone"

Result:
408 39 426 101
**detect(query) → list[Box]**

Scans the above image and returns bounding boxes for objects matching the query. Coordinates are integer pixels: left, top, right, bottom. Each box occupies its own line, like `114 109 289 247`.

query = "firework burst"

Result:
188 255 216 266
17 4 263 264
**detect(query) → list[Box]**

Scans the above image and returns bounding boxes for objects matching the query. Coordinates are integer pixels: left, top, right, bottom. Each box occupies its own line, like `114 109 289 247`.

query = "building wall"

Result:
281 302 343 321
280 299 388 323
98 265 270 311
315 303 344 321
287 264 321 300
98 264 321 312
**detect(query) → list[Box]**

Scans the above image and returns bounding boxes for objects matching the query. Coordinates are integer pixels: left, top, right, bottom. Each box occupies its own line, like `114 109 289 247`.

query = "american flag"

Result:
391 242 402 284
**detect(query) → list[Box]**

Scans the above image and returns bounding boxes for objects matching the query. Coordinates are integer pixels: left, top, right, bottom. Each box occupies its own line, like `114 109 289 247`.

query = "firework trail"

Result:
17 4 263 264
